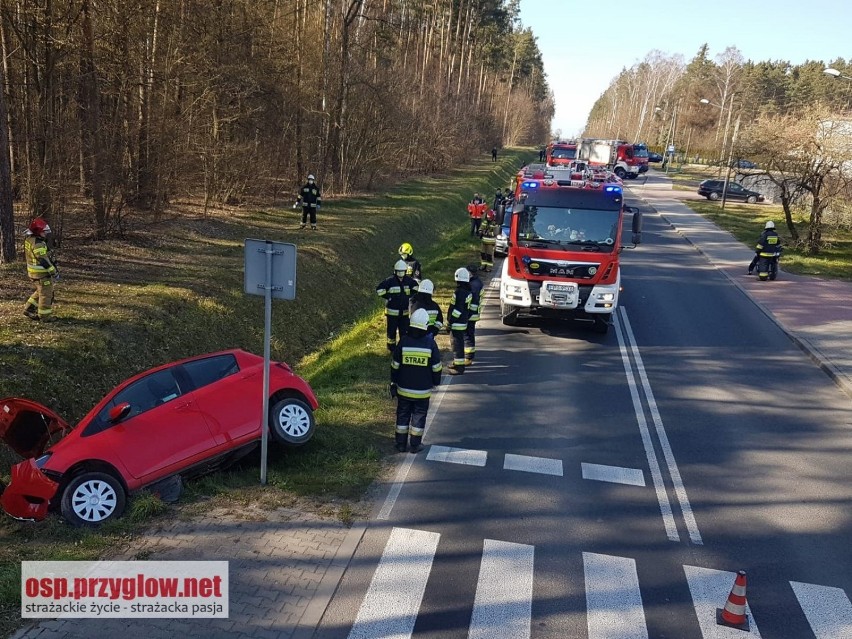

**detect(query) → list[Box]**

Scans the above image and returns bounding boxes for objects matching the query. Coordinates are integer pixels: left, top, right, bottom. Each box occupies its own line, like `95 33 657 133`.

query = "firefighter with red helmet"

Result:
23 218 57 321
390 308 442 453
377 260 419 351
446 267 473 375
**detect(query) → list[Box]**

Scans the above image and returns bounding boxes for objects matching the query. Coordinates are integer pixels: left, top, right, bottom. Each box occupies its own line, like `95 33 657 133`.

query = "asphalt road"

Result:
313 203 852 639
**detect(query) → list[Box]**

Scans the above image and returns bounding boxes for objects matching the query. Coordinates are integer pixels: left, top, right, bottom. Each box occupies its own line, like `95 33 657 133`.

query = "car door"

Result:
727 183 746 200
94 367 216 482
179 354 263 446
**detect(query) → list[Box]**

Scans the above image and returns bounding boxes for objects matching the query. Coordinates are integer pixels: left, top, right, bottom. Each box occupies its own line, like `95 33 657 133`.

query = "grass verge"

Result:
0 148 533 635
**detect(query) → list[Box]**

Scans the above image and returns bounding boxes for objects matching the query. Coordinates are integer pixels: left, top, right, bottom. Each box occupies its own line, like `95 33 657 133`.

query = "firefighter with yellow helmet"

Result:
398 242 422 281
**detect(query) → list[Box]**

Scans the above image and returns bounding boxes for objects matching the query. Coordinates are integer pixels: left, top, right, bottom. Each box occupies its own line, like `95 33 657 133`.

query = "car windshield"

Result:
515 205 620 250
633 148 649 158
551 148 576 160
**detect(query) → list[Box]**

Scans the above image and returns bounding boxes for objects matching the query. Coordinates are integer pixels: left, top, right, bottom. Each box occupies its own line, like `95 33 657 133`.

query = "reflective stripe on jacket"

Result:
391 337 442 399
25 235 56 279
448 287 472 330
377 274 418 315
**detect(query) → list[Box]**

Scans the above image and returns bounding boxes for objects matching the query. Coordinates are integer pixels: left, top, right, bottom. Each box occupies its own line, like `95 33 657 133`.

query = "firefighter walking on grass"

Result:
390 308 442 453
376 260 419 351
23 218 58 322
294 173 322 230
447 267 473 375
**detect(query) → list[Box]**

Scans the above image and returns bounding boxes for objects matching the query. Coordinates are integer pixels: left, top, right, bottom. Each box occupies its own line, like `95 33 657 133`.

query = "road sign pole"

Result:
260 242 273 485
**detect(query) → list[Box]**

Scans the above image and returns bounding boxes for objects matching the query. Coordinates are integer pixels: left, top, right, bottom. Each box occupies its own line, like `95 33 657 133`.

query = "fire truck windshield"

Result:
550 147 577 160
515 205 619 250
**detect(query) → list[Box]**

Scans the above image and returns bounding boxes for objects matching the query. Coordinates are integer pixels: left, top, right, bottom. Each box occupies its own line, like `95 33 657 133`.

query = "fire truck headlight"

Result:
597 293 615 302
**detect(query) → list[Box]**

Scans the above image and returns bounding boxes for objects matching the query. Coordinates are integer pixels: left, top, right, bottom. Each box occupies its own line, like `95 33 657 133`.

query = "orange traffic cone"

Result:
716 570 750 631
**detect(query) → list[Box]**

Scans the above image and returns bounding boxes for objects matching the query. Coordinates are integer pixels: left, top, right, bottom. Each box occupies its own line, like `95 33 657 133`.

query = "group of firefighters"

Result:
467 188 513 272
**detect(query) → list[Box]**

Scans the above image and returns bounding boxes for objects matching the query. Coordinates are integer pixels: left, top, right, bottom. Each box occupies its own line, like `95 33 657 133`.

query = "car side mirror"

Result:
629 208 643 245
109 403 132 423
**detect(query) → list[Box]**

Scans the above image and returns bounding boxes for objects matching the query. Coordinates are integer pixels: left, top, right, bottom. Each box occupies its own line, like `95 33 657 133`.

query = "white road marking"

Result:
583 552 649 639
790 581 852 639
468 539 534 639
426 445 488 467
378 375 455 520
613 311 679 542
347 527 440 639
683 565 762 638
504 453 564 476
619 308 702 545
581 462 646 486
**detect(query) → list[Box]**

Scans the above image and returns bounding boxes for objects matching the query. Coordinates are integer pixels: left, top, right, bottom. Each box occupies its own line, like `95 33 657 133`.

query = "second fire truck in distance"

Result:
500 164 642 333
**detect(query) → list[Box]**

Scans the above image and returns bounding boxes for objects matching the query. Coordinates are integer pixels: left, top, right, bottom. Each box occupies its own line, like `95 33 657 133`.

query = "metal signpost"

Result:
244 239 297 485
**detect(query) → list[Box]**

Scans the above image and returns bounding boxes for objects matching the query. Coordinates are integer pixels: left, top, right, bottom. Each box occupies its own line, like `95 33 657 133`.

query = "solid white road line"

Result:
504 453 564 476
378 375 455 521
426 445 488 467
583 552 649 639
613 311 680 542
347 527 440 639
619 308 703 545
468 539 534 639
581 462 646 486
683 565 762 638
790 581 852 639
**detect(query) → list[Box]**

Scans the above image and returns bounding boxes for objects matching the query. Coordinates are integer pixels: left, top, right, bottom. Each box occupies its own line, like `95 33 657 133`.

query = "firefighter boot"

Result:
409 436 423 454
24 307 39 321
395 433 408 453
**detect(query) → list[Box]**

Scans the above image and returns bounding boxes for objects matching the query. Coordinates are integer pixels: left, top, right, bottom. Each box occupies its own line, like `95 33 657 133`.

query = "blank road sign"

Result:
244 239 297 300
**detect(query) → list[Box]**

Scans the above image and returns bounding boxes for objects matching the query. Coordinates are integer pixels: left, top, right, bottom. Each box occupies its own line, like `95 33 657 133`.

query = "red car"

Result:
0 350 318 526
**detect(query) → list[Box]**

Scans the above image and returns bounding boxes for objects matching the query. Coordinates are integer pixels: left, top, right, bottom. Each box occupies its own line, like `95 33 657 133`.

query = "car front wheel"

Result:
269 398 315 446
746 195 757 204
708 191 720 201
61 472 126 527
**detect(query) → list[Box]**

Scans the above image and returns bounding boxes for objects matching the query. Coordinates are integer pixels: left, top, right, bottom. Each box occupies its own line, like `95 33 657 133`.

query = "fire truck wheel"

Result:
614 167 626 179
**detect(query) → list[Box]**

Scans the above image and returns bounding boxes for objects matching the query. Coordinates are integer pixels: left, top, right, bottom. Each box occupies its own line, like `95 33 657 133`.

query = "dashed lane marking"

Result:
503 453 564 477
426 445 488 467
581 462 646 486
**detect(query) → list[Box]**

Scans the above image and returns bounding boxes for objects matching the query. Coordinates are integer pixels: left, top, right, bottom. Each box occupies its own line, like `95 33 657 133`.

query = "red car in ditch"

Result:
0 350 318 526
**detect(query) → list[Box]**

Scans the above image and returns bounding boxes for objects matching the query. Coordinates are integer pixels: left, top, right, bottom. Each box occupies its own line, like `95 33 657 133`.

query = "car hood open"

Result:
0 397 70 459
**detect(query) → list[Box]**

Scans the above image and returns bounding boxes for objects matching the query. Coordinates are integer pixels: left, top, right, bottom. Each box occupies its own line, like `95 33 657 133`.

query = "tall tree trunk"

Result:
502 41 518 142
294 0 304 181
79 0 107 238
0 62 14 263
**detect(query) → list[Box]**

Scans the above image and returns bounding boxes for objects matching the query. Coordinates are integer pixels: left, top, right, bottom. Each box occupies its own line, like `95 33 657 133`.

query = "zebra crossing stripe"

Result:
504 453 564 476
683 565 762 638
347 527 440 639
790 581 852 639
427 445 488 466
583 552 649 639
581 462 646 486
468 539 534 639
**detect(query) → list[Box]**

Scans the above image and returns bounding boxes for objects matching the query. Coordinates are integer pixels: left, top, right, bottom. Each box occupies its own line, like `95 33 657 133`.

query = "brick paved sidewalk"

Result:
11 504 353 639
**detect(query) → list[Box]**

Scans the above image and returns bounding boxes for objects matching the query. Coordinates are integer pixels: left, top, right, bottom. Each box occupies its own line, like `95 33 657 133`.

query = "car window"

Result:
729 183 743 192
180 354 239 391
87 369 183 435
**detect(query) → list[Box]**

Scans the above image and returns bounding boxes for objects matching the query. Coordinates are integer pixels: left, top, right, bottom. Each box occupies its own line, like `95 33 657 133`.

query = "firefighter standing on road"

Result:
377 260 419 351
294 174 322 230
23 218 58 322
478 211 497 272
398 242 422 281
390 308 442 453
748 221 782 275
409 279 443 339
447 267 473 375
464 265 483 365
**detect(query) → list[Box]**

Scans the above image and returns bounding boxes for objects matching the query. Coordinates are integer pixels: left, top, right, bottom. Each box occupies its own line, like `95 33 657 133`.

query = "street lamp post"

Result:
824 67 852 81
699 97 736 210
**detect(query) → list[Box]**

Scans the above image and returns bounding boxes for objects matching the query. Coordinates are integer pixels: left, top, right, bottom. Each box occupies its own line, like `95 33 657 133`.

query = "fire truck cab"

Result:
545 141 578 167
500 167 642 332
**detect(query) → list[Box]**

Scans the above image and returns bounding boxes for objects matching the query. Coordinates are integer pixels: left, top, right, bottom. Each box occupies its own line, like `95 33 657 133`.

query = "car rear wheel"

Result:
746 195 757 204
61 472 126 527
269 398 315 446
708 191 720 201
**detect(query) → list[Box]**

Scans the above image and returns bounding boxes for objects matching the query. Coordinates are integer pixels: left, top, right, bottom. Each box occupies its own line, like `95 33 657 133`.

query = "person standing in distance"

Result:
23 218 58 322
294 173 322 230
398 242 422 281
748 221 781 275
390 308 442 453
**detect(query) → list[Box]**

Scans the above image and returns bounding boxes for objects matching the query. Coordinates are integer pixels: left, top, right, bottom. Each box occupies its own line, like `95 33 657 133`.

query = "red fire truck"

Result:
500 165 642 333
545 141 578 166
578 139 648 180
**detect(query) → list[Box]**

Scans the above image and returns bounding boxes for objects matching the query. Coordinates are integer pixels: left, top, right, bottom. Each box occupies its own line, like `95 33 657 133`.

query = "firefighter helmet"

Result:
764 220 775 229
394 259 408 274
454 267 470 282
486 210 495 221
398 242 413 258
409 308 430 331
307 174 315 181
28 218 51 235
418 279 434 295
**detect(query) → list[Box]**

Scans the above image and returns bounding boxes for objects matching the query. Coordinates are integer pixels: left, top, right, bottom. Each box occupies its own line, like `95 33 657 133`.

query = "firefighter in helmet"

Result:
23 218 58 322
390 308 442 453
409 279 443 339
748 220 782 275
446 267 473 375
398 242 422 281
294 173 322 230
478 210 497 272
464 264 483 365
376 259 419 351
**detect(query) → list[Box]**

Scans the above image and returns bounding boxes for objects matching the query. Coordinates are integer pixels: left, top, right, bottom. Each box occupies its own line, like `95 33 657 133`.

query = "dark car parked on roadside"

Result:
697 179 764 203
648 152 664 163
734 159 758 169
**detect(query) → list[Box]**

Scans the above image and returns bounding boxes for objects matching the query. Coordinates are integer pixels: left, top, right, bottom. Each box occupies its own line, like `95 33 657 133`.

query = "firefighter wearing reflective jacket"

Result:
294 174 322 230
377 260 419 351
748 221 782 275
390 308 442 453
467 196 487 236
478 211 497 271
23 218 57 322
464 265 483 365
398 242 422 281
447 267 473 375
409 279 443 338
